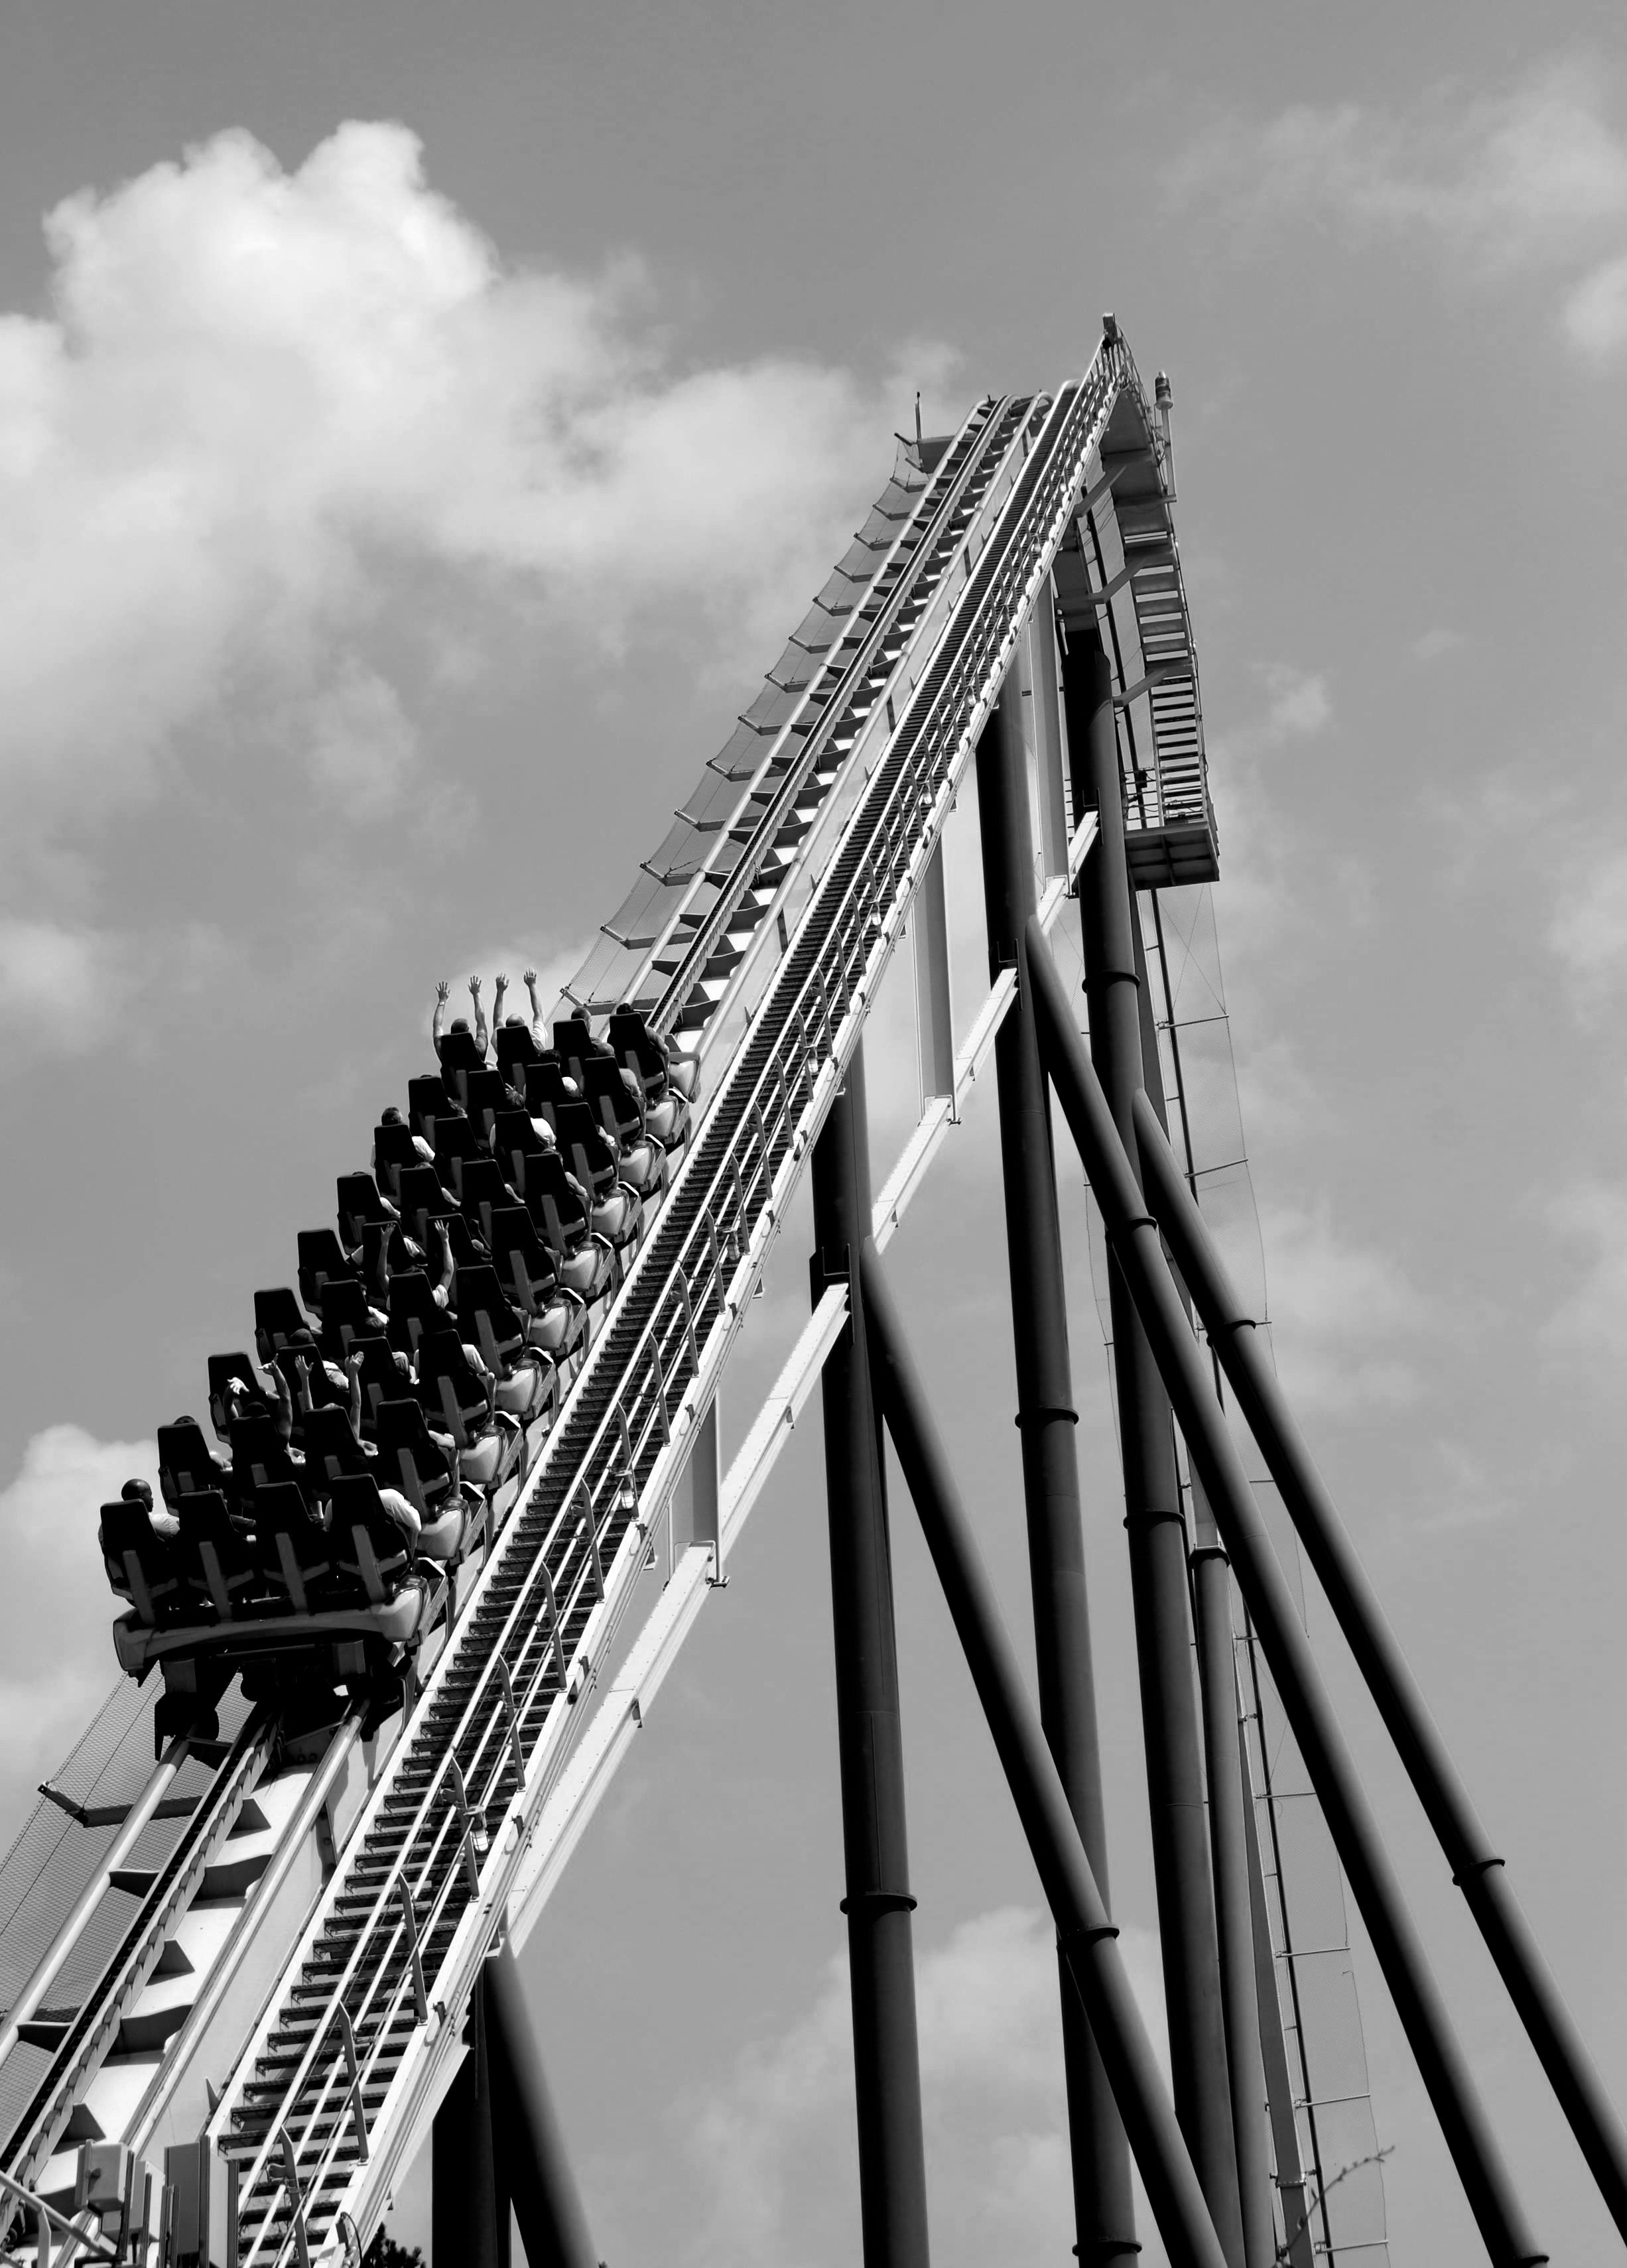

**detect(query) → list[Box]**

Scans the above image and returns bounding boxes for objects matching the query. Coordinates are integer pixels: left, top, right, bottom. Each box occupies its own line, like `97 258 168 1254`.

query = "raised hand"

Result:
436 979 450 1003
523 968 538 987
468 975 482 997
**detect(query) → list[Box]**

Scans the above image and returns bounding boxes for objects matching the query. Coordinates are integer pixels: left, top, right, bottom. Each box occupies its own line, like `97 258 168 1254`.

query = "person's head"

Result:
450 1016 470 1034
505 1013 527 1029
287 1328 317 1354
121 1478 153 1511
173 1415 200 1430
380 1105 403 1126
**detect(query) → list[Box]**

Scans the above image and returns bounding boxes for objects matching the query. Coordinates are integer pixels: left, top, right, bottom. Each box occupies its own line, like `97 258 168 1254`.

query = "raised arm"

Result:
431 978 450 1054
345 1350 365 1437
266 1359 295 1444
523 969 547 1048
468 975 488 1058
492 972 509 1038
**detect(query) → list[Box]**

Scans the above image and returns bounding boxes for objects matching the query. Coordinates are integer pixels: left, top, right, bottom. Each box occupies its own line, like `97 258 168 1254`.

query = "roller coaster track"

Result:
0 328 1334 2265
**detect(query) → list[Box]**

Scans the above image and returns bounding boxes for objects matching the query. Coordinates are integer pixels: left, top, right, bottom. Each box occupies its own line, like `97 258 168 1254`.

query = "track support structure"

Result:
1060 613 1243 2262
430 1940 601 2268
975 666 1137 2262
858 1239 1228 2268
811 1042 933 2268
1026 919 1547 2267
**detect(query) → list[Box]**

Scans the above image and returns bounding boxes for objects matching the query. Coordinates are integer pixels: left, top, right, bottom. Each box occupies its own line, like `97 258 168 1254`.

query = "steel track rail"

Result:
2 1710 274 2195
204 340 1138 2263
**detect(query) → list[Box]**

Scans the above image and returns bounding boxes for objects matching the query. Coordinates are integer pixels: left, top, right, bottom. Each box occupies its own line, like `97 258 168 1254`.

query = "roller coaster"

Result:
0 321 1620 2267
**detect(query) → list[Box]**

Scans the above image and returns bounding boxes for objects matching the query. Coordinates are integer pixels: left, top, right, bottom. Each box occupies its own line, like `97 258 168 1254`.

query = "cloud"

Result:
0 1426 157 1841
1548 846 1627 1007
1410 626 1465 664
0 919 128 1050
1540 1178 1627 1367
1173 60 1627 362
1258 1201 1432 1411
683 1907 1167 2268
0 119 948 851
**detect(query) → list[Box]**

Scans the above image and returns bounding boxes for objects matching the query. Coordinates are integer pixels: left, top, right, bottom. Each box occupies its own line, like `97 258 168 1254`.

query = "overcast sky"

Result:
1 3 1625 2262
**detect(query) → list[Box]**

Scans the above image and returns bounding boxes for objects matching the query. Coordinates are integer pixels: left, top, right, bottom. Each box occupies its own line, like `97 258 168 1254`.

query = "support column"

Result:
975 668 1137 2264
485 1939 599 2268
811 1042 932 2268
1061 615 1244 2266
1133 923 1275 2268
432 1968 505 2268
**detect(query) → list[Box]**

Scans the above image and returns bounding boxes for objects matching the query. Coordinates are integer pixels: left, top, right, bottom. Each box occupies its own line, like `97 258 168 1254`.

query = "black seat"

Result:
495 1023 543 1071
371 1120 421 1196
521 1057 573 1131
521 1151 590 1255
433 1111 489 1181
454 1155 513 1243
326 1474 416 1604
337 1172 394 1251
296 1228 355 1314
553 1100 619 1199
347 1334 407 1434
387 1269 446 1355
463 1067 509 1134
490 1109 551 1194
313 1273 371 1359
302 1405 374 1486
229 1414 302 1500
395 1163 459 1248
99 1503 186 1625
553 1014 614 1087
254 1286 314 1363
157 1420 234 1513
580 1054 645 1145
436 1027 484 1084
416 1328 493 1446
373 1398 456 1517
206 1354 273 1443
407 1072 452 1143
608 1006 669 1093
454 1262 532 1370
177 1491 261 1619
255 1481 341 1614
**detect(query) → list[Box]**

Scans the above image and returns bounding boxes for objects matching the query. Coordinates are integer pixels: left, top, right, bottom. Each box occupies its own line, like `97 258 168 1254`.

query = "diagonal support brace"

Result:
1025 918 1545 2268
1130 1085 1627 2241
857 1239 1228 2268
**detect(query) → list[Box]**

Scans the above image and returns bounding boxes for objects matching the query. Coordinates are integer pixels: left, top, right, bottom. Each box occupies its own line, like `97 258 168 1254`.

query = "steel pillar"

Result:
1131 918 1274 2268
858 1239 1228 2268
1061 616 1243 2263
432 1968 505 2268
975 668 1137 2263
810 1042 932 2268
485 1939 600 2268
1027 922 1546 2266
1130 1087 1627 2243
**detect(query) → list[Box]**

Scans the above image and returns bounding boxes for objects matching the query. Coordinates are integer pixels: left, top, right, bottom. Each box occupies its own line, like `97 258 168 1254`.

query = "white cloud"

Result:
683 1907 1168 2268
1410 626 1465 665
1258 1202 1431 1412
0 119 947 845
1565 253 1627 359
0 1426 157 1841
1257 662 1331 743
1548 846 1627 1005
1174 60 1627 363
1541 1179 1627 1367
0 918 128 1051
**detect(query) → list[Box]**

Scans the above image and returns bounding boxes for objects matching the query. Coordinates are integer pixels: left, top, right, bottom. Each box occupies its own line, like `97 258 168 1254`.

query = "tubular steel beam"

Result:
1025 920 1547 2268
485 1941 598 2268
1130 918 1274 2268
1061 614 1243 2261
432 1968 505 2268
1132 1088 1627 2243
810 1042 933 2268
975 668 1138 2263
858 1239 1228 2268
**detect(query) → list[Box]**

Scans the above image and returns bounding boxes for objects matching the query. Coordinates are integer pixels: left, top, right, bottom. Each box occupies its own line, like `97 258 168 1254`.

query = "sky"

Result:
1 3 1625 2261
